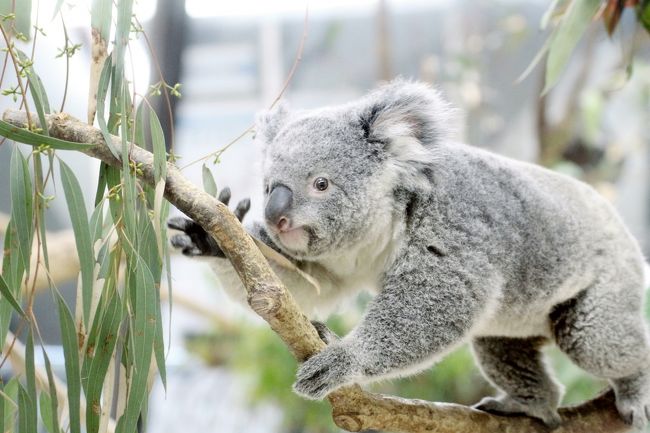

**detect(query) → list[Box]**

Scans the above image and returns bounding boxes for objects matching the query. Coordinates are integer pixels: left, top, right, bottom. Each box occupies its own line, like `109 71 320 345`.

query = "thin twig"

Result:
179 8 310 170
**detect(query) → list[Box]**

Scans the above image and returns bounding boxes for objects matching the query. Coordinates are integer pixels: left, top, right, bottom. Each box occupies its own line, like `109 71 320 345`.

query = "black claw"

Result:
182 246 203 257
234 198 251 222
167 216 192 231
310 321 339 345
218 187 232 206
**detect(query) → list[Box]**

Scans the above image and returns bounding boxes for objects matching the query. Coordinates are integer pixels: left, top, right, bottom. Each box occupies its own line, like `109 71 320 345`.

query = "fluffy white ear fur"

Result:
255 100 290 144
359 79 458 190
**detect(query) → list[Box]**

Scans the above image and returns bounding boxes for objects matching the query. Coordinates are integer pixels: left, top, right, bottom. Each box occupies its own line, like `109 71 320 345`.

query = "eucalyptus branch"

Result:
1 109 632 433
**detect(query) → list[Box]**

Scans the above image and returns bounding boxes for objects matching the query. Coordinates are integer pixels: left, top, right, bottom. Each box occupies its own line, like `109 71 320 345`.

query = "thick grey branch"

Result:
2 109 631 433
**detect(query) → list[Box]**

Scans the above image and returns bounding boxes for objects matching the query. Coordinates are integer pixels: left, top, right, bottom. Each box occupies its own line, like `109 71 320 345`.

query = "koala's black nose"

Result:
265 184 293 231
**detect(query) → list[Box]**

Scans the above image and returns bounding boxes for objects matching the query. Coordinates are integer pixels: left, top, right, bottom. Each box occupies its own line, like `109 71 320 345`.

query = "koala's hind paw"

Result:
293 344 355 400
613 369 650 430
615 392 650 430
473 396 561 429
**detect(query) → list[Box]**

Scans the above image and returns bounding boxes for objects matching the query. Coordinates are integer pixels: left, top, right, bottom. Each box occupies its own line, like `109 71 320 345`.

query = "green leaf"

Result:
112 0 134 95
0 119 95 150
1 378 19 433
149 109 167 182
59 160 94 325
15 49 51 131
42 349 61 433
0 221 24 344
202 165 218 197
25 331 38 433
91 0 112 43
52 0 65 19
39 393 55 433
84 290 122 433
56 292 81 433
0 0 32 38
0 274 25 317
17 383 36 433
10 146 33 274
544 0 601 93
95 53 120 159
116 258 156 433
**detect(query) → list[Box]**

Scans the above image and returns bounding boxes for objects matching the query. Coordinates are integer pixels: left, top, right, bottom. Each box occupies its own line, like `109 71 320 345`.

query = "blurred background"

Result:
0 0 649 431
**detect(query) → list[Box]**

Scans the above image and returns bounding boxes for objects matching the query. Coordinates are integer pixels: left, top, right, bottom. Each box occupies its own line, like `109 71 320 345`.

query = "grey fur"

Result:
172 79 650 428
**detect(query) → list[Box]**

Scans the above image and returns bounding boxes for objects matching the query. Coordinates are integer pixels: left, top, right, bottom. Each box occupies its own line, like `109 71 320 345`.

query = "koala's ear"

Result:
359 79 457 149
255 101 290 144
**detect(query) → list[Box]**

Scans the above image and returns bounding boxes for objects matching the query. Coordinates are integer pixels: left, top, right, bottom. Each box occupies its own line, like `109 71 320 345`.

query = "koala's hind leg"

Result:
472 336 563 427
550 282 650 429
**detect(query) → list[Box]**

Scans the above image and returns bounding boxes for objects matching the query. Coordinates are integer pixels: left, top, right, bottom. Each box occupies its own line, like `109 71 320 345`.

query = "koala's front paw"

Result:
167 187 251 257
293 344 356 400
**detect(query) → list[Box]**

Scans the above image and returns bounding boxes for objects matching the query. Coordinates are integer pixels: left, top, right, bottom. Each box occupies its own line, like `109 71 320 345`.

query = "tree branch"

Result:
2 109 631 433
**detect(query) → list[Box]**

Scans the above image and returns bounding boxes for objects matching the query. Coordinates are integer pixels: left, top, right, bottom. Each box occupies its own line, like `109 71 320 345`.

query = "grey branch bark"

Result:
2 109 631 433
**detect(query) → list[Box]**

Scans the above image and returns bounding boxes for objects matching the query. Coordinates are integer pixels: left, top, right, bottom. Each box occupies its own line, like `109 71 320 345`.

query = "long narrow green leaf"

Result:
0 119 95 150
149 108 167 182
59 160 94 325
32 153 51 271
42 350 61 433
52 0 65 19
94 163 108 207
0 274 25 317
544 0 601 92
15 49 51 130
1 378 18 433
0 221 24 344
39 393 54 433
138 207 166 388
25 331 38 433
10 146 33 274
85 292 123 433
17 383 36 433
0 381 3 433
0 0 32 37
95 53 120 159
116 258 156 433
56 292 81 433
111 0 134 96
91 0 112 42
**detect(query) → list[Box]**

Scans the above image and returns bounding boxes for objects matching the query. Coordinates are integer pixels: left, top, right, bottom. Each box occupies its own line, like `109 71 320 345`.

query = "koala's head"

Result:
255 79 456 260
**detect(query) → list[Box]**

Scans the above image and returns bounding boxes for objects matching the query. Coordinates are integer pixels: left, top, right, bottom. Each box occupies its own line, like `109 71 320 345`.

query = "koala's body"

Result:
170 80 650 428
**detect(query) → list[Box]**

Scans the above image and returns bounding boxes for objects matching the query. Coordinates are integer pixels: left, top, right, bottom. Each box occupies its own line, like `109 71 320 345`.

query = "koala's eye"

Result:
313 177 329 192
264 184 270 194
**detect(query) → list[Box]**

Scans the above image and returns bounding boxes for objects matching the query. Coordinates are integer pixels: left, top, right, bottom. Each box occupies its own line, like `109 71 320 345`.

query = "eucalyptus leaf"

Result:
544 0 601 93
56 292 81 433
0 274 25 317
10 146 33 274
0 119 94 150
202 165 218 197
60 160 94 325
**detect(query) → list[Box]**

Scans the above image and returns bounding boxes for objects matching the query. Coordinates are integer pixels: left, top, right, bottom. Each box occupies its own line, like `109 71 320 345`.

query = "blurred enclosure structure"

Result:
0 0 649 432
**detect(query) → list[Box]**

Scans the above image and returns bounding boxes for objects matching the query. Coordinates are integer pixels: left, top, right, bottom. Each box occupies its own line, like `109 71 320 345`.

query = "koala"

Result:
169 79 650 429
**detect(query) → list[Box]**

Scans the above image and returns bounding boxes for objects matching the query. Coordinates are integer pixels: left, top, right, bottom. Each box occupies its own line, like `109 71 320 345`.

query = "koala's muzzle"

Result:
265 184 293 231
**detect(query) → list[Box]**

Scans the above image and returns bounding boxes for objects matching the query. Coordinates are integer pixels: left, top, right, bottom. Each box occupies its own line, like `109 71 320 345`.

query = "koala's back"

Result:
422 143 645 337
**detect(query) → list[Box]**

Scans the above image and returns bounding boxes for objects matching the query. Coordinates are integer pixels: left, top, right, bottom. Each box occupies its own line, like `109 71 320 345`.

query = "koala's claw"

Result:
473 396 561 429
615 396 650 430
293 345 354 400
310 321 339 345
217 187 231 206
234 198 251 222
167 187 251 257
